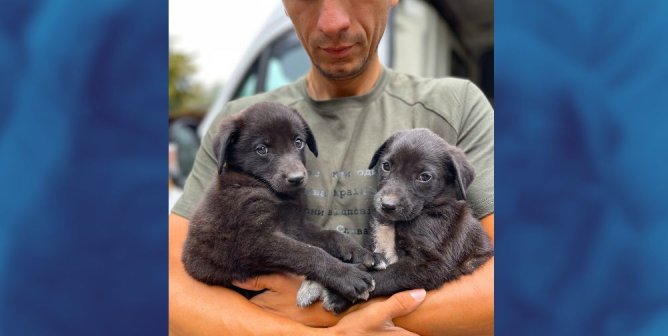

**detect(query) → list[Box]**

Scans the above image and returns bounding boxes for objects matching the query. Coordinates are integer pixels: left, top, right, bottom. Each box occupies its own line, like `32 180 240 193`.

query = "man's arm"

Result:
169 213 428 336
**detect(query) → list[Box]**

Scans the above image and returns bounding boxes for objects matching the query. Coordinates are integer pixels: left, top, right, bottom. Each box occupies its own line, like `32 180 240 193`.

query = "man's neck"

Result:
307 58 382 100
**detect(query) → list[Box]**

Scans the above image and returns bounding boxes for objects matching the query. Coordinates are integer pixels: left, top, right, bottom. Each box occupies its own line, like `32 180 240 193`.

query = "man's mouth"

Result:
321 45 354 58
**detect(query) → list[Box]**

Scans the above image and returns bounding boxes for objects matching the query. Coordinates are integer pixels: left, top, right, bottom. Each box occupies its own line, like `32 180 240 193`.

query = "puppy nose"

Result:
287 172 305 185
381 197 398 211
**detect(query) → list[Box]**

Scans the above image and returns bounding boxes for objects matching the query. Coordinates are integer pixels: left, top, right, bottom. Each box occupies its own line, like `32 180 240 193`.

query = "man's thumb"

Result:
377 289 426 319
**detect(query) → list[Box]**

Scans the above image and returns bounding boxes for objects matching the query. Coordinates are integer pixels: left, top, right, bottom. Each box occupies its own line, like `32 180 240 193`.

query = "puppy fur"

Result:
181 102 377 302
318 128 494 312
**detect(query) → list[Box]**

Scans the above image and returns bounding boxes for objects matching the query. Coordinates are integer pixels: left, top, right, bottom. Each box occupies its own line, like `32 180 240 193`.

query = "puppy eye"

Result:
295 138 304 149
255 145 268 156
417 172 432 182
381 161 391 172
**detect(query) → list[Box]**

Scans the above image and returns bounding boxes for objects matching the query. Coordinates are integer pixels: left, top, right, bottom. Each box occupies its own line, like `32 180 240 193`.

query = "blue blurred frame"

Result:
1 0 668 334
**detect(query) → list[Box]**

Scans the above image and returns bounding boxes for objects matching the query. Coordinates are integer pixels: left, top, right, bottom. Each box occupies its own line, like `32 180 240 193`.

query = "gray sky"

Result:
169 0 281 88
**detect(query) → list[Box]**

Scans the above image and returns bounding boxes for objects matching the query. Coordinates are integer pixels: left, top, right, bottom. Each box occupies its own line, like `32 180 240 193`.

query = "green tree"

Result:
169 43 207 119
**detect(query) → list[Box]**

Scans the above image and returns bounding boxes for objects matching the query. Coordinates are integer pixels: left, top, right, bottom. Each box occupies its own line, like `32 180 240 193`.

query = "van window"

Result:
232 60 259 100
265 44 309 92
236 72 258 98
232 30 310 99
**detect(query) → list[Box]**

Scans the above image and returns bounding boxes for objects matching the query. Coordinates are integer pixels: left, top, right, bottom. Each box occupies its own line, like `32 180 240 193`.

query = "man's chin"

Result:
315 62 366 80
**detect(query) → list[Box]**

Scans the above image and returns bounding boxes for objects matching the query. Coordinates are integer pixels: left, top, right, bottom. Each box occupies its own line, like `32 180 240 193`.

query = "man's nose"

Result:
317 0 351 37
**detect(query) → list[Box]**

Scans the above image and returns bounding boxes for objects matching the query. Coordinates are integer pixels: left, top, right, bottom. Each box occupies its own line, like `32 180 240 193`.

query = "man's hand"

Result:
235 273 426 336
329 289 426 336
233 274 341 327
233 275 427 336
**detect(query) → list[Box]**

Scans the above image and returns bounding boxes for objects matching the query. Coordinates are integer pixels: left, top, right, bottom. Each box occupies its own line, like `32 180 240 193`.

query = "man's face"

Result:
283 0 398 80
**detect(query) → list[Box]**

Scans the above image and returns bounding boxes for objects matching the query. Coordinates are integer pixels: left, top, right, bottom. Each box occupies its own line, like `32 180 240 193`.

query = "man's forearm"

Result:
393 257 494 336
169 214 316 336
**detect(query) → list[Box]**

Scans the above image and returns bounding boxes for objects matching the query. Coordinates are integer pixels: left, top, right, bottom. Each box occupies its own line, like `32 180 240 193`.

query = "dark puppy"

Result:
300 128 494 313
367 128 494 293
182 102 376 302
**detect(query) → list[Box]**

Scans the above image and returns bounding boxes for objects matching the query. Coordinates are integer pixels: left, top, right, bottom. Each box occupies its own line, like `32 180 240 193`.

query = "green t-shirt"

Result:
172 68 494 244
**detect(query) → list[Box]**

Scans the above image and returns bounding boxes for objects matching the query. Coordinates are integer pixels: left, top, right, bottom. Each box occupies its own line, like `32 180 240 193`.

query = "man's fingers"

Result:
329 289 426 335
374 289 426 320
232 273 303 291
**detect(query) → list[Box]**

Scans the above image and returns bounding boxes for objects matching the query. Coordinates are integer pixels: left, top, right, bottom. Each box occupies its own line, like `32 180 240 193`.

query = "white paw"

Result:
296 280 324 308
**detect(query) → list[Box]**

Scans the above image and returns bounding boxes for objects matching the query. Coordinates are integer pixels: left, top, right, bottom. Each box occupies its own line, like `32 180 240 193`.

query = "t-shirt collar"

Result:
298 67 390 112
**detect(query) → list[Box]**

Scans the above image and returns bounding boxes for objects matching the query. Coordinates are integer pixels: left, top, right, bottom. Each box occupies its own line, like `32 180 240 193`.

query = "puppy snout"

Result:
287 172 305 185
381 196 399 212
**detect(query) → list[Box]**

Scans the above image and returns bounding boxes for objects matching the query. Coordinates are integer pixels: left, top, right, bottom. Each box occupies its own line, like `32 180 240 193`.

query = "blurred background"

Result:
0 1 168 334
168 0 494 210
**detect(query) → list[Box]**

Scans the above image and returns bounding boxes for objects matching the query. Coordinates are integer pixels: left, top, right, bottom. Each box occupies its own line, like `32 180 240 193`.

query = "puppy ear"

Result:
368 134 397 169
290 108 318 157
212 117 239 175
304 123 318 157
446 146 475 200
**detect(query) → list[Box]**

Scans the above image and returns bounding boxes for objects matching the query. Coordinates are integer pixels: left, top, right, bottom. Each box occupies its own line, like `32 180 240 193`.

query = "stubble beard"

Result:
310 31 377 81
314 53 370 81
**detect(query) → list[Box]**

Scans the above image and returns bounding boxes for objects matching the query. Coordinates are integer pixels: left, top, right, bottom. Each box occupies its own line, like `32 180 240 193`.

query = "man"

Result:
169 0 494 334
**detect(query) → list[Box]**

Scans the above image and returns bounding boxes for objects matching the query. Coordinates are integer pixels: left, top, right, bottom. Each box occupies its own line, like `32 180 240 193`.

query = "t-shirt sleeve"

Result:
170 111 222 220
457 81 494 219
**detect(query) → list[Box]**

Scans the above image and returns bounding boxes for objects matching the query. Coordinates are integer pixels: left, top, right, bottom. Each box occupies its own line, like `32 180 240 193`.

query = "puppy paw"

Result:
328 264 374 301
332 235 376 268
296 280 324 308
322 289 354 314
349 247 377 269
356 279 375 300
338 246 380 269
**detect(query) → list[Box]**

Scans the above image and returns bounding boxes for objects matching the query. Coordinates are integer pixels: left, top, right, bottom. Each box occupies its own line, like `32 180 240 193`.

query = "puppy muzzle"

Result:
374 190 420 221
274 157 308 192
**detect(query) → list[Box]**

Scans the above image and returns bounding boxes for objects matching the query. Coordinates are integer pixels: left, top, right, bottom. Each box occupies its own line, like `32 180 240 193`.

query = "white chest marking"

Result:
373 221 398 265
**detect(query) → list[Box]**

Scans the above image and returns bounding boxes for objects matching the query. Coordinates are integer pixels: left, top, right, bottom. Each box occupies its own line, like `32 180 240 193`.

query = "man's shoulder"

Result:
384 70 473 108
383 70 490 132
